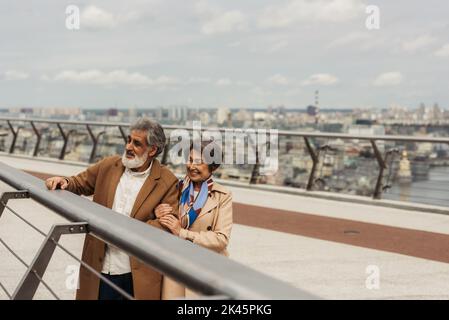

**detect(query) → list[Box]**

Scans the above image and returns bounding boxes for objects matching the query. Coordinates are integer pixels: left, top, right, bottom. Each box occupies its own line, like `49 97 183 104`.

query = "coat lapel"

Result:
131 159 161 218
195 183 228 219
196 194 218 219
106 158 125 209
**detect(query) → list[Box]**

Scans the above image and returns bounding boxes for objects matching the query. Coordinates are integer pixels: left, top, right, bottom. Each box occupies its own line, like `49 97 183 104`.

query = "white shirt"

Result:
101 162 152 275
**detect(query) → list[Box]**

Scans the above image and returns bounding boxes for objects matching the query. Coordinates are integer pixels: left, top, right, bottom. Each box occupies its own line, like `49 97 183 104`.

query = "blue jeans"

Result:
98 272 134 300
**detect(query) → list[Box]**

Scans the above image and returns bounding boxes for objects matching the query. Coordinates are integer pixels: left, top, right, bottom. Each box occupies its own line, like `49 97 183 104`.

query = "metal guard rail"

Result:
0 161 315 300
1 117 449 200
2 116 449 142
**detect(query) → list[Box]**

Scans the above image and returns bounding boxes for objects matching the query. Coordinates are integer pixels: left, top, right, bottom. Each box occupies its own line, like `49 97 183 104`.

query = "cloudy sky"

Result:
0 0 448 109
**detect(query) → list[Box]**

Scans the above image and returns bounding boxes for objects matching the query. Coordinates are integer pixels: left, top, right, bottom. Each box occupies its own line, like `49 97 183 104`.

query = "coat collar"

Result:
210 182 230 195
196 181 229 218
106 158 126 209
131 158 161 218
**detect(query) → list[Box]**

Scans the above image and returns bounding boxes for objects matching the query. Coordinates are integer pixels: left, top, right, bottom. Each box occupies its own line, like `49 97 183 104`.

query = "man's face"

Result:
125 130 149 160
122 130 156 169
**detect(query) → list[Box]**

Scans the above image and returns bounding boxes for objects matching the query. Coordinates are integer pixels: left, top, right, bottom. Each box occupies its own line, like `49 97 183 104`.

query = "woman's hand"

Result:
154 203 174 218
159 215 181 236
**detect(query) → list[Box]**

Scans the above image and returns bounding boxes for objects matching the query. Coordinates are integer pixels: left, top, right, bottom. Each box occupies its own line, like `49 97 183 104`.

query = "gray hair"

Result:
129 117 166 157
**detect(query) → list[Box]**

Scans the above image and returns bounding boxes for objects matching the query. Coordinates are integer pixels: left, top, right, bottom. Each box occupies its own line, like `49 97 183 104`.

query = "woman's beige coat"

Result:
162 182 233 299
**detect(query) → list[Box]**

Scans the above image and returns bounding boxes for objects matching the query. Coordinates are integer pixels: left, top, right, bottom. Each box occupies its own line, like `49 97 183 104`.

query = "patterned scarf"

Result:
179 175 214 229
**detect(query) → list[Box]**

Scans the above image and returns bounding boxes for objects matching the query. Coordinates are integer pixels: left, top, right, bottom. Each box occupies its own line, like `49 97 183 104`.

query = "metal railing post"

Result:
86 124 96 163
6 120 21 154
304 137 319 191
30 121 41 157
249 133 260 184
0 190 30 218
382 148 400 192
249 157 260 184
12 222 88 300
57 124 76 160
86 125 105 163
56 123 67 160
371 140 387 199
118 126 127 143
161 137 170 165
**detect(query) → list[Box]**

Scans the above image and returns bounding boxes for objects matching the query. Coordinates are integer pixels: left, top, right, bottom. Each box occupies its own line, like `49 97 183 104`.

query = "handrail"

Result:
0 161 316 299
1 116 448 202
1 116 449 143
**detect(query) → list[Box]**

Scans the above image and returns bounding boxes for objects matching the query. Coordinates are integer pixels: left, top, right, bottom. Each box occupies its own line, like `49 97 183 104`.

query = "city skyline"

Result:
1 1 448 109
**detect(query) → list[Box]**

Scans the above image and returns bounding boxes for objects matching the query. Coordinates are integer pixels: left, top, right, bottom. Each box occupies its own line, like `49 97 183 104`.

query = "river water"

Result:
383 166 449 207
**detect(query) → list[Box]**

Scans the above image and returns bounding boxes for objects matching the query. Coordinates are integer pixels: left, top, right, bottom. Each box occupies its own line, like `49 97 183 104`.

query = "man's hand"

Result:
45 176 69 190
154 203 174 218
160 215 181 236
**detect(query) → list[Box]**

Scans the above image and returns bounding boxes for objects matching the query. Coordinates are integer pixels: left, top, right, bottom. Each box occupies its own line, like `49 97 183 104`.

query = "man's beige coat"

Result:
65 155 179 300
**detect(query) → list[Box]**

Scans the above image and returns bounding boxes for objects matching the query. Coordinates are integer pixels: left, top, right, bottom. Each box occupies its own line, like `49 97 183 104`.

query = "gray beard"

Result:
121 151 148 169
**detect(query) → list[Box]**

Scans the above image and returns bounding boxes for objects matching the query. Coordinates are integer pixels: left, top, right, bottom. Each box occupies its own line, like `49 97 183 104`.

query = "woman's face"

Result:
186 149 212 183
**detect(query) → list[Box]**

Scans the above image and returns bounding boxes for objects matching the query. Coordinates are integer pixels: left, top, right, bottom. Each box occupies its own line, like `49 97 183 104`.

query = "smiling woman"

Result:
156 140 233 299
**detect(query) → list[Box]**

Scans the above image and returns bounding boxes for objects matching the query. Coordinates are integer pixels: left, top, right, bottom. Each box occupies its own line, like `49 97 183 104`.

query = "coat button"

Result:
207 226 212 231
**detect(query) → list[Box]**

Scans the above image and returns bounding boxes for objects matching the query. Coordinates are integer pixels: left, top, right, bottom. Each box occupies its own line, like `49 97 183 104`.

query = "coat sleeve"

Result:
178 192 233 253
65 159 103 196
146 178 180 230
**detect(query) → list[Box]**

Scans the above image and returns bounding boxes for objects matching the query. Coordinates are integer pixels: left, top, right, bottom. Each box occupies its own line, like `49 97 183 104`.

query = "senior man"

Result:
45 117 178 300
